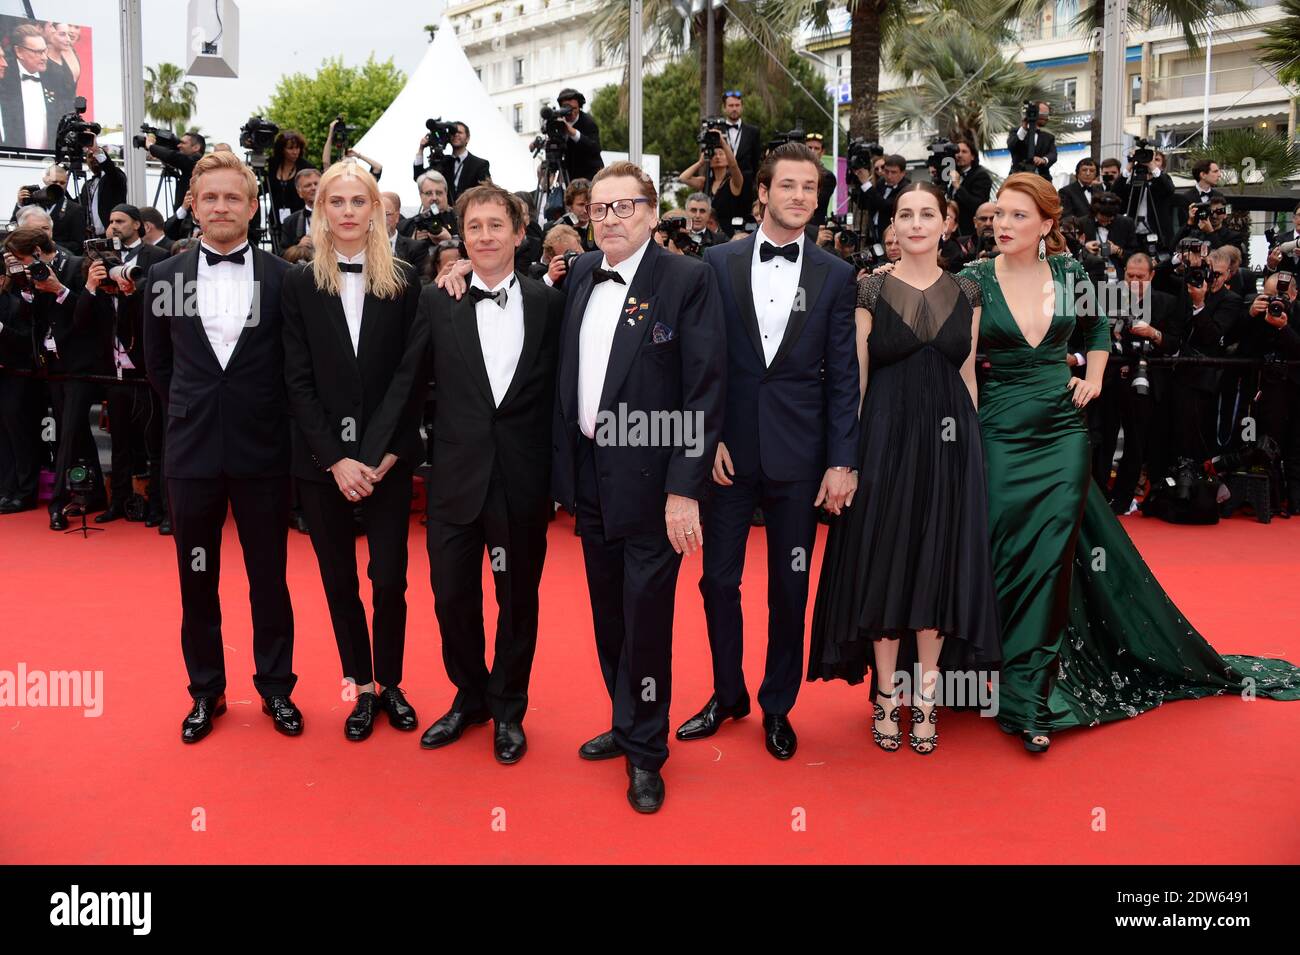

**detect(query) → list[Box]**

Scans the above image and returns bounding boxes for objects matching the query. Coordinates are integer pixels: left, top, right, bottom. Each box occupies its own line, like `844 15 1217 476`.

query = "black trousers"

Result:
427 465 548 724
1106 382 1157 510
699 468 821 716
48 379 104 511
0 373 43 501
575 438 680 772
299 464 413 688
1256 378 1300 508
168 474 295 700
106 380 164 514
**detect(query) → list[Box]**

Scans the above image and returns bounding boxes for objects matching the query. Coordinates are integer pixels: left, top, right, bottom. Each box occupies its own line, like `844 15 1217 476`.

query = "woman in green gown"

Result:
962 173 1300 753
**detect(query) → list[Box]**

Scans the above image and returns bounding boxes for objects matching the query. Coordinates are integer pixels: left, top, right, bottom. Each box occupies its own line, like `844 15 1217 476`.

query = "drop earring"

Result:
1038 235 1047 261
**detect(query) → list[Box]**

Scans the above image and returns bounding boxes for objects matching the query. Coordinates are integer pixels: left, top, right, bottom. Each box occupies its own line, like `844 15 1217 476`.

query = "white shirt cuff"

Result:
55 286 69 304
569 129 581 142
1074 352 1085 366
543 273 554 288
1017 126 1027 141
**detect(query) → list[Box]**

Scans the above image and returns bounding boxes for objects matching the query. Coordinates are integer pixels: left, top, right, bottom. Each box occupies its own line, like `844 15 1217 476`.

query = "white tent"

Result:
353 16 538 210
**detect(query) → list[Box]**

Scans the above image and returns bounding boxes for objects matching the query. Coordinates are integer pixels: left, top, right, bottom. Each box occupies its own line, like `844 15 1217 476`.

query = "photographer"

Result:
415 122 490 204
1098 157 1123 192
380 192 429 274
939 199 968 271
142 130 204 210
681 137 749 238
542 178 596 250
80 137 128 238
163 190 199 244
1233 271 1300 514
537 223 583 286
267 130 314 227
1264 201 1300 280
684 192 722 249
1094 253 1179 514
138 206 173 253
1007 101 1056 179
804 133 839 228
720 91 761 196
945 139 992 238
279 167 320 250
398 171 457 245
853 154 909 243
1058 157 1104 221
323 117 383 179
12 163 85 253
1077 191 1138 278
1174 195 1245 261
554 88 603 182
1111 147 1176 250
76 204 171 526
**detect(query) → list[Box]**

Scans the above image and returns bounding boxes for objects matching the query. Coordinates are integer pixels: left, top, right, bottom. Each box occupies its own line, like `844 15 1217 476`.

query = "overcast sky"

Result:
58 0 447 142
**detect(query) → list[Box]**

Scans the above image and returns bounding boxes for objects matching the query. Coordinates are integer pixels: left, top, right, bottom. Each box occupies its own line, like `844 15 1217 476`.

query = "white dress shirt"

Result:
578 237 652 438
196 240 255 370
726 121 742 152
19 69 47 149
471 272 524 407
751 226 804 366
338 249 365 356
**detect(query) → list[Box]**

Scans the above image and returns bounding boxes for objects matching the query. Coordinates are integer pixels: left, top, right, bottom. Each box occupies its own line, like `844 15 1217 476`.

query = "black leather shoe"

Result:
144 511 165 528
419 707 490 749
158 518 173 535
675 693 751 741
0 496 35 514
494 721 527 764
181 694 226 743
261 695 304 736
378 686 418 730
344 692 377 741
626 762 665 813
763 712 797 760
48 510 68 531
291 511 309 535
94 505 125 524
578 730 623 760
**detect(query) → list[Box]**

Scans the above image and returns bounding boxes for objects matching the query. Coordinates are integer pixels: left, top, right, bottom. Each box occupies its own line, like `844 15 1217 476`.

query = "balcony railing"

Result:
1146 64 1278 101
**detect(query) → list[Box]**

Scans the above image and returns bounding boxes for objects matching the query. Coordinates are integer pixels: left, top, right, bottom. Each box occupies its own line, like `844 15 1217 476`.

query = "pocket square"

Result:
651 321 675 344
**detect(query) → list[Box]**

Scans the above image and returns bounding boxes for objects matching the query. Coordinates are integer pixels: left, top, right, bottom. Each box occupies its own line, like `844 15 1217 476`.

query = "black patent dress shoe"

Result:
144 510 166 528
626 761 665 813
181 694 227 743
675 693 751 741
419 707 490 749
261 695 304 736
578 730 623 760
378 686 419 730
494 721 527 764
159 518 173 535
94 505 125 524
762 712 797 760
345 692 377 741
49 510 68 531
0 496 35 514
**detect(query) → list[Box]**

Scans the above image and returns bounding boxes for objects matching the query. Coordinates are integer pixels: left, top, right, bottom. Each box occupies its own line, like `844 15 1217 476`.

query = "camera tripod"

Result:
1125 174 1156 237
532 141 570 226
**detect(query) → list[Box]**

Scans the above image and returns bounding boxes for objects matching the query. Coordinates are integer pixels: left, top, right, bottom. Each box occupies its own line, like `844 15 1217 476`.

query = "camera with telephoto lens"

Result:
926 138 959 185
54 97 101 167
697 117 728 157
411 206 446 238
1267 272 1293 319
848 241 885 271
132 123 180 151
825 214 858 250
19 182 64 208
1193 201 1213 224
239 116 280 169
4 253 54 293
656 217 701 257
83 237 142 294
847 138 884 173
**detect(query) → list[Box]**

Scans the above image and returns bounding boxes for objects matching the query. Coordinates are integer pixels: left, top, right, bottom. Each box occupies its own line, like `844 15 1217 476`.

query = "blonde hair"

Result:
309 160 407 300
190 151 259 203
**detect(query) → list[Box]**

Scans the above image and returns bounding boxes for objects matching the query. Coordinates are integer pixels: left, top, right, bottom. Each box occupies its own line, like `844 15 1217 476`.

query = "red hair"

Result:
997 172 1067 255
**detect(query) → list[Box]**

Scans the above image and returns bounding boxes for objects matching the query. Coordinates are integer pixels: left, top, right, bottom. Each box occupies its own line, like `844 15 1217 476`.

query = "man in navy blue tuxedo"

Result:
677 141 859 760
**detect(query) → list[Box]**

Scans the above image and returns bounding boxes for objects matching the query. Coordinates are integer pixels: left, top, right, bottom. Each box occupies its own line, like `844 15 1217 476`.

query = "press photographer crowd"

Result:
2 87 1299 540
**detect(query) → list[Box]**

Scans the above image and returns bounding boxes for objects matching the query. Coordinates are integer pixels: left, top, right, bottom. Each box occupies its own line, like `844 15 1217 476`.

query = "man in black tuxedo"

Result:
1111 150 1177 250
77 204 172 527
854 154 910 243
144 151 300 744
1235 273 1300 512
947 139 994 237
1264 202 1300 279
1059 157 1104 220
80 140 128 238
380 192 429 274
0 278 47 513
556 88 604 183
0 25 59 150
1006 101 1056 179
679 142 858 760
1077 192 1138 272
144 131 204 211
1175 158 1223 212
804 133 840 228
420 184 565 764
551 162 725 813
1174 195 1246 260
139 206 175 254
414 122 491 204
13 165 85 253
279 168 320 251
720 91 761 200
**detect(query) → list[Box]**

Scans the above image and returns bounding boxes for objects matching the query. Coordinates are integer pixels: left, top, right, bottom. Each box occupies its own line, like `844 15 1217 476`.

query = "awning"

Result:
1147 104 1289 129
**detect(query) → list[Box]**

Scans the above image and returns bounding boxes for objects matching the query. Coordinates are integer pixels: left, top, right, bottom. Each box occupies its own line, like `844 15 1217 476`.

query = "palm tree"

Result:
1259 0 1300 86
1185 128 1299 192
144 63 198 131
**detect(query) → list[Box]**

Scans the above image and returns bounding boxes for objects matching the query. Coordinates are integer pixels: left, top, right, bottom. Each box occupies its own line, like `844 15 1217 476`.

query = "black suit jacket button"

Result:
640 468 651 477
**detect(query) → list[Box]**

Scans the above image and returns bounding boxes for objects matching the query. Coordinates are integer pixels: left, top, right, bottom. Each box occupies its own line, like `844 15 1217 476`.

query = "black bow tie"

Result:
591 267 626 286
21 74 40 83
728 123 739 129
337 262 363 273
203 245 248 267
760 241 799 263
468 285 508 308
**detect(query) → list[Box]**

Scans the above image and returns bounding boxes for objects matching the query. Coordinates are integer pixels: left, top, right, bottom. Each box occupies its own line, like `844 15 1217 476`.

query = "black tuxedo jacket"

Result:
728 122 762 181
282 260 427 483
862 176 911 236
1112 171 1176 245
0 70 60 149
552 240 726 540
703 235 858 482
1078 214 1139 259
1059 180 1104 221
449 152 491 202
281 208 313 248
562 111 605 183
1173 284 1242 393
951 164 993 236
393 233 429 273
422 273 565 524
143 246 292 478
70 243 169 376
1006 125 1056 178
85 157 129 236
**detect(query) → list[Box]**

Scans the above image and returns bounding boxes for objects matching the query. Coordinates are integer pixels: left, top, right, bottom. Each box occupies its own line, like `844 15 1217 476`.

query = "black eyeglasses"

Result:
589 197 652 221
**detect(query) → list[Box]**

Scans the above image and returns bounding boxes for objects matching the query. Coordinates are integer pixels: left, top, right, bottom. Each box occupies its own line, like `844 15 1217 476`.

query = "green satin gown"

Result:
962 254 1300 733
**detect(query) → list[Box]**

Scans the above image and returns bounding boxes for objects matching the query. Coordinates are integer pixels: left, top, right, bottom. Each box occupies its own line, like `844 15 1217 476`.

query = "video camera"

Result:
425 118 458 153
766 128 806 153
54 97 101 168
83 237 144 294
697 117 728 156
330 116 356 151
1128 137 1155 183
926 137 959 185
238 116 280 168
656 217 702 257
132 124 181 151
846 138 884 173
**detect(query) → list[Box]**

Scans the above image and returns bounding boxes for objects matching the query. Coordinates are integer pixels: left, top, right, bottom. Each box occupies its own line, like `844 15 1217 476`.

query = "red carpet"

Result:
2 505 1298 864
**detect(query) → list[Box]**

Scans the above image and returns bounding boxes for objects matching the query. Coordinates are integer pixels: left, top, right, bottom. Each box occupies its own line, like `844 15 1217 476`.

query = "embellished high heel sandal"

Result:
909 694 939 755
871 692 903 752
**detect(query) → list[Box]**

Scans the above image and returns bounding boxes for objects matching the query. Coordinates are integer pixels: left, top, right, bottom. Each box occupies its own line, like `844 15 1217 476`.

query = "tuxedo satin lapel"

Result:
727 236 764 361
768 247 828 372
499 273 542 410
450 293 496 408
596 243 659 416
181 247 222 371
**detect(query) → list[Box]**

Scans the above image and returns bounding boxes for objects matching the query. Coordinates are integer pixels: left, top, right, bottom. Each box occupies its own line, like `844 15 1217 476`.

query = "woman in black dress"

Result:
268 130 315 234
808 182 1001 754
680 136 750 237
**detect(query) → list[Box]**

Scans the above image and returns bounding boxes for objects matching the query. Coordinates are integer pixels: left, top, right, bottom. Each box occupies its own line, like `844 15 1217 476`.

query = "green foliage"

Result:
263 56 406 162
1186 128 1300 193
143 63 197 130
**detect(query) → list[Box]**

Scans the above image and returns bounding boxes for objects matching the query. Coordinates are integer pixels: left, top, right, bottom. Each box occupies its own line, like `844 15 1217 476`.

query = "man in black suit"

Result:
1111 149 1177 250
80 140 128 238
13 165 85 253
853 154 910 243
1059 157 1104 220
804 133 840 228
1007 101 1056 179
399 172 456 245
139 206 175 254
947 139 994 237
414 122 491 204
380 192 429 274
551 161 725 813
1174 194 1246 260
144 131 204 211
144 151 300 744
1264 202 1300 278
419 184 565 764
1077 192 1138 273
77 204 172 527
279 168 320 251
0 278 47 514
720 91 761 200
0 25 60 150
556 88 604 183
1175 158 1223 212
678 142 858 760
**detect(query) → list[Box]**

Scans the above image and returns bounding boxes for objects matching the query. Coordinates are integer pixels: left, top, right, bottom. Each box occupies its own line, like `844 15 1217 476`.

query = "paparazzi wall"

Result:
0 16 94 151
